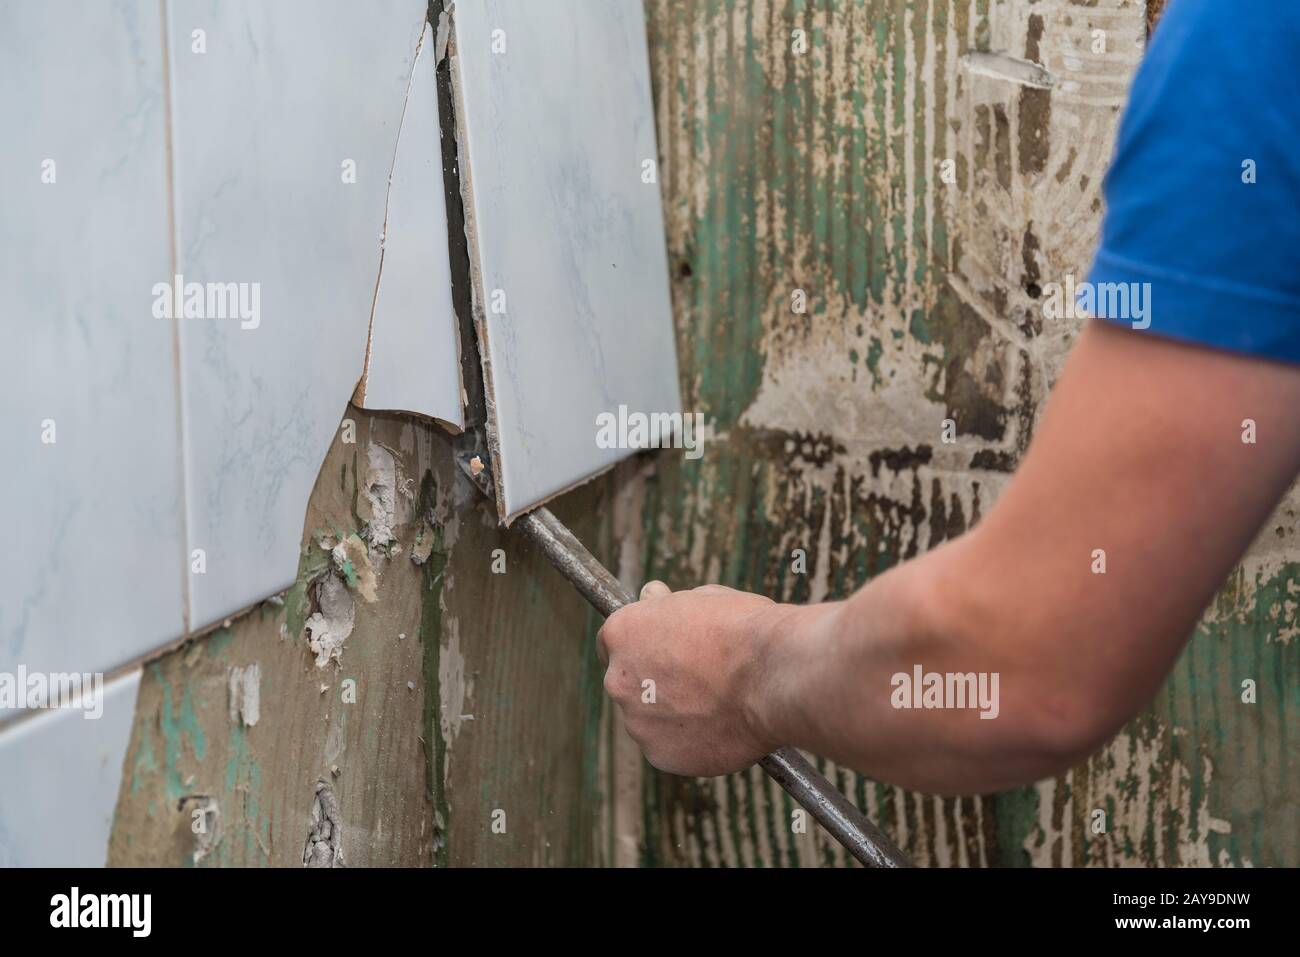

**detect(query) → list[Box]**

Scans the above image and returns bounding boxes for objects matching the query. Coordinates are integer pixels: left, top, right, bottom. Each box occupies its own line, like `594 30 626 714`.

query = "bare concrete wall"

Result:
110 408 616 866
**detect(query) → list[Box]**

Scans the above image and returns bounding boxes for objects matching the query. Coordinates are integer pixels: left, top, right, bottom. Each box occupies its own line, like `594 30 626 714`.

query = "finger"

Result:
639 579 672 601
595 620 613 666
693 584 736 596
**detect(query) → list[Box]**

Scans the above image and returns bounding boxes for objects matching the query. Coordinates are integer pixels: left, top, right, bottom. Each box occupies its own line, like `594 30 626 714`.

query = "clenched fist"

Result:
597 581 790 777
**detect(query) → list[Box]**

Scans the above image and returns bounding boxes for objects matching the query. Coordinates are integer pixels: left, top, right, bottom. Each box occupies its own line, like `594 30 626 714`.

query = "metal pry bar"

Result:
456 451 912 868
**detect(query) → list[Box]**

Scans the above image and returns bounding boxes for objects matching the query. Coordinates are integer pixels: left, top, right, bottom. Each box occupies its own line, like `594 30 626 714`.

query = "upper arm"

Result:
952 1 1300 740
1087 1 1300 355
951 321 1300 735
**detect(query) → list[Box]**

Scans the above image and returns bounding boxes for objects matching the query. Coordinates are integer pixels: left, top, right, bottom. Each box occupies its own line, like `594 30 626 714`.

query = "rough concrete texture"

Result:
109 407 614 866
630 0 1297 867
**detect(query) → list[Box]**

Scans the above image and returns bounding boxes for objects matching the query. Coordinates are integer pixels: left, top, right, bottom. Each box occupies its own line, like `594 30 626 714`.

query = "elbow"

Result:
1015 683 1128 775
999 625 1180 776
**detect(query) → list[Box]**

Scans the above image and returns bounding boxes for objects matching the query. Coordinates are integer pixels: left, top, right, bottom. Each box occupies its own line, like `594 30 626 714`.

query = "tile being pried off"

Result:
354 21 465 432
450 0 681 522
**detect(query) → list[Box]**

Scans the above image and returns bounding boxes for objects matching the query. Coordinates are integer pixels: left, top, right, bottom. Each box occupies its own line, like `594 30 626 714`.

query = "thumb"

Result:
639 579 672 601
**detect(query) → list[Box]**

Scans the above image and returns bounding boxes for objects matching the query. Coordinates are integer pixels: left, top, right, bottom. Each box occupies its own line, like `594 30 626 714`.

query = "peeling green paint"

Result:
130 721 157 797
633 0 1274 868
157 674 206 803
415 469 451 867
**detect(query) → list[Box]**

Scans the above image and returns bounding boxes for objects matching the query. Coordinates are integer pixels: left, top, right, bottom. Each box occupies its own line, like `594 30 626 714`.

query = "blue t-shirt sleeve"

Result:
1087 0 1300 361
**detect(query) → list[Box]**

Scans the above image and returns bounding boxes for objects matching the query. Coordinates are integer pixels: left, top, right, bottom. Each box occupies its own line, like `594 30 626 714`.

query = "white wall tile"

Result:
452 0 681 520
168 0 431 626
0 1 185 677
0 670 142 867
356 21 465 430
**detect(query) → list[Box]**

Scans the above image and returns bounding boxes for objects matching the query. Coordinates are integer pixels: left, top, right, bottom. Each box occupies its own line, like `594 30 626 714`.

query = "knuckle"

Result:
600 609 630 647
602 667 621 698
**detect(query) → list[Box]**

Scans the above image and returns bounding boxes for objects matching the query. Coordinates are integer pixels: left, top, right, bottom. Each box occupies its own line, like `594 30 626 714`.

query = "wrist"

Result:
743 600 840 752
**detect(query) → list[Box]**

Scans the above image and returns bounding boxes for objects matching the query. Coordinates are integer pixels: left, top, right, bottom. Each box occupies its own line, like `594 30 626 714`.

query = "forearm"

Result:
747 537 1115 795
604 326 1300 790
742 324 1300 795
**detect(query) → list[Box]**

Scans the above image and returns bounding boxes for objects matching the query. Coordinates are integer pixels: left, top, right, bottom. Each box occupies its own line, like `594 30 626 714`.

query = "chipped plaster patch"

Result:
960 50 1054 89
360 443 400 550
179 795 221 865
227 664 260 727
303 779 343 867
305 574 356 668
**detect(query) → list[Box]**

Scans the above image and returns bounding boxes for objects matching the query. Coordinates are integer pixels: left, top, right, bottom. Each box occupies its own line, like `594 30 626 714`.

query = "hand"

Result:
597 581 784 776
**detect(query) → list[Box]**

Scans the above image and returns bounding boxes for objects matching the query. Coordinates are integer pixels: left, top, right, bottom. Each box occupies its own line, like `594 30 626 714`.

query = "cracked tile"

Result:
354 21 465 431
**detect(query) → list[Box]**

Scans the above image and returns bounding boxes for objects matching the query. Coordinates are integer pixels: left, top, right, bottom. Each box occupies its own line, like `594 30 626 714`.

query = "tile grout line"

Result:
0 664 144 735
160 0 192 639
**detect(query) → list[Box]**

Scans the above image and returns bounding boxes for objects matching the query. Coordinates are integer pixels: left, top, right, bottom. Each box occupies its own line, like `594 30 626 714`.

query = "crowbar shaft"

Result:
457 452 911 868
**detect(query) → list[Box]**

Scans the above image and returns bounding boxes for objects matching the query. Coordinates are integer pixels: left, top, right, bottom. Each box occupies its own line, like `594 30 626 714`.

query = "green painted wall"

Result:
634 0 1296 866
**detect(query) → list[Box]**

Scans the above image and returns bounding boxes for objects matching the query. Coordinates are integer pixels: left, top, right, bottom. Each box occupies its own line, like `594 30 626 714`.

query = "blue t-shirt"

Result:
1087 0 1300 361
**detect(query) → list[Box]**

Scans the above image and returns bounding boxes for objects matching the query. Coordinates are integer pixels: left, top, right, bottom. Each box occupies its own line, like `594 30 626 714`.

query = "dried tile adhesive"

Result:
305 574 356 669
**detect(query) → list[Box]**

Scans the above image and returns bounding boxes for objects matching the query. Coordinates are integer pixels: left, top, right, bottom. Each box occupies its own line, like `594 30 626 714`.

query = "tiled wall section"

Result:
169 0 434 628
0 0 185 683
0 0 443 864
1 0 677 867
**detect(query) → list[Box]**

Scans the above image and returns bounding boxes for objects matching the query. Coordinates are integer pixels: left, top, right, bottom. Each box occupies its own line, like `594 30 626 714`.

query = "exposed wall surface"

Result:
633 0 1298 868
111 407 616 865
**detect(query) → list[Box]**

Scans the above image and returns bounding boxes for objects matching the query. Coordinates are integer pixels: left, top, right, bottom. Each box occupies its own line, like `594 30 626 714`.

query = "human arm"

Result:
599 321 1300 792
